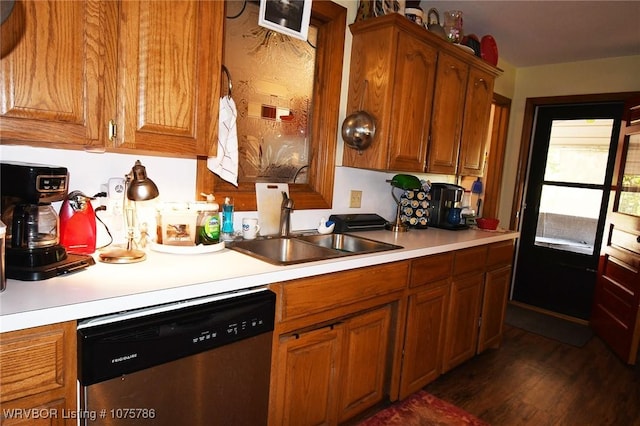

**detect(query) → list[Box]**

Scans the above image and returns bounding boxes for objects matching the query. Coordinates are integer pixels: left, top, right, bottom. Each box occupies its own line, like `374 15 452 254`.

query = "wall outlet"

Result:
349 190 362 208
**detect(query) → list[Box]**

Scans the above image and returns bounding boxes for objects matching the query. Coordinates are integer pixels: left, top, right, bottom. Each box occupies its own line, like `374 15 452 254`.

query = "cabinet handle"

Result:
475 78 488 89
108 120 117 142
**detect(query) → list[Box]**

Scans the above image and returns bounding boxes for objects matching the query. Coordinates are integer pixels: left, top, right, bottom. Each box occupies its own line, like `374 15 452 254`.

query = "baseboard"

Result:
508 300 590 326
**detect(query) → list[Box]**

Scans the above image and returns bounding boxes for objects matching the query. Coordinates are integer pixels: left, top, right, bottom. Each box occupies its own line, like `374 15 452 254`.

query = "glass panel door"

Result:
534 119 615 255
512 102 623 319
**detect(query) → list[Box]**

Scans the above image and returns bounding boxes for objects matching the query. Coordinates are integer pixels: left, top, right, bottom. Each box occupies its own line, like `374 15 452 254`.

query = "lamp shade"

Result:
127 160 159 201
387 174 421 190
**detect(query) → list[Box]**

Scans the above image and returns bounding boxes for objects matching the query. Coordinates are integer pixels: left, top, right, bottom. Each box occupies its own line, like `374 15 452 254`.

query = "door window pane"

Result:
544 119 614 184
619 133 640 216
534 186 603 255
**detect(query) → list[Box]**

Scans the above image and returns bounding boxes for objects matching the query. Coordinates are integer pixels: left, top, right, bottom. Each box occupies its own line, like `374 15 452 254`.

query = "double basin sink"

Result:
228 233 402 265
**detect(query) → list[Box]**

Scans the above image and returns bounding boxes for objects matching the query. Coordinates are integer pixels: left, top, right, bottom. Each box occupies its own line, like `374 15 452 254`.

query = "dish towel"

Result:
208 96 239 186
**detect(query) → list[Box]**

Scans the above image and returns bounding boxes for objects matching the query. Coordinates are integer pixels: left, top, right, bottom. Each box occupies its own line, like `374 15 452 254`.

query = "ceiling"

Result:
420 1 640 67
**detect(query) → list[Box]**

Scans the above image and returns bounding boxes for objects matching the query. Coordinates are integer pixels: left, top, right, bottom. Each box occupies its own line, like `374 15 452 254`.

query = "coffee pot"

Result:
0 161 95 280
428 183 468 230
5 203 60 249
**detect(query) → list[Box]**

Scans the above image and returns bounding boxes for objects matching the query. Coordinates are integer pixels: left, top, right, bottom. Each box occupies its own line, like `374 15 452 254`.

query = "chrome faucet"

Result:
279 191 294 237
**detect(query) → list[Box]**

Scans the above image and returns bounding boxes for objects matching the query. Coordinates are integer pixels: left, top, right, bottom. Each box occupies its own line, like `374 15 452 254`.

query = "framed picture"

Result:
258 0 312 41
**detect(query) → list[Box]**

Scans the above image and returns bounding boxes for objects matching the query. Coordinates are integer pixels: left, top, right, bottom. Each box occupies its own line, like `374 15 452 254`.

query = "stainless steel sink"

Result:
228 234 402 265
296 234 402 254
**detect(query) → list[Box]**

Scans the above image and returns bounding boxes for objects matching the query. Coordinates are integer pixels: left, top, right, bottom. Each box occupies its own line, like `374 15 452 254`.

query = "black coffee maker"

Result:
428 183 468 230
0 161 94 281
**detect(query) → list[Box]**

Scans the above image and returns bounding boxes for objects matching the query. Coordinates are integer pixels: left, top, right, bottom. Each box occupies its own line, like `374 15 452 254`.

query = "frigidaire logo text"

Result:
111 353 138 363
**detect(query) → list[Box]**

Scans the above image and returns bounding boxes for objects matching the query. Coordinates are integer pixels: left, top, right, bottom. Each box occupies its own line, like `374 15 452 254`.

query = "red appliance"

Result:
59 191 96 254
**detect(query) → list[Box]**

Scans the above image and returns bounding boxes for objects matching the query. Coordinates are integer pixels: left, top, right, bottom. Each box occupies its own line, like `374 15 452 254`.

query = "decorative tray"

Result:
149 241 225 255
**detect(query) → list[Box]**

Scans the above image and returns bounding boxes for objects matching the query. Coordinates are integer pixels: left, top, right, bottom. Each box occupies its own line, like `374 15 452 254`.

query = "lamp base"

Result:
386 194 411 232
98 246 147 264
385 221 410 232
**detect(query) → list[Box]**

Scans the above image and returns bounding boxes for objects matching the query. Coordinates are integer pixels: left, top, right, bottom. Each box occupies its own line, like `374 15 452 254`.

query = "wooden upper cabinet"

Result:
458 67 496 176
343 15 437 172
0 0 223 158
113 0 222 157
343 14 501 176
0 0 107 151
427 52 469 174
428 54 496 176
387 33 437 171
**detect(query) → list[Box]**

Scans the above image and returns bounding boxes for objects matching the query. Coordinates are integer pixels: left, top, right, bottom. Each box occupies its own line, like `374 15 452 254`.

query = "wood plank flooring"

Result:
425 324 640 425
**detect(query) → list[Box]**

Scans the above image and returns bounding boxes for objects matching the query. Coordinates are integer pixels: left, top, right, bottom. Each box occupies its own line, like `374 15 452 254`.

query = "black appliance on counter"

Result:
428 183 469 230
329 213 387 233
0 161 94 280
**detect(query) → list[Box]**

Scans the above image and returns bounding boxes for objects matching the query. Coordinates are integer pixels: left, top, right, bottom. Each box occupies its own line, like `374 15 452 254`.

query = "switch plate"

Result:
349 190 362 208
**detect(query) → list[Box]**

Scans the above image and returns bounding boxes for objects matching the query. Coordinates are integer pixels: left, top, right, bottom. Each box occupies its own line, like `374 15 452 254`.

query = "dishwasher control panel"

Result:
192 316 268 344
78 290 275 386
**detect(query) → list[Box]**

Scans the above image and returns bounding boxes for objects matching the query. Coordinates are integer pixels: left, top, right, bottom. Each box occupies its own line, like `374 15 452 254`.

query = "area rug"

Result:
505 303 593 347
358 390 489 426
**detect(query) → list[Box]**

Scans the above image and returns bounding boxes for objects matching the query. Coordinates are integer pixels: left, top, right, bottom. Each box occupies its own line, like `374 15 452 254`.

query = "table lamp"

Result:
99 160 159 263
385 174 422 233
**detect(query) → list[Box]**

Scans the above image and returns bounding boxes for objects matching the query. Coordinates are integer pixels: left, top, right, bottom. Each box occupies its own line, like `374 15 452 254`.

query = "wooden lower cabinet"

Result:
277 324 343 425
338 307 391 422
477 265 512 353
269 241 515 422
0 322 77 426
274 306 392 425
442 271 485 372
399 281 449 399
400 240 515 393
269 262 407 425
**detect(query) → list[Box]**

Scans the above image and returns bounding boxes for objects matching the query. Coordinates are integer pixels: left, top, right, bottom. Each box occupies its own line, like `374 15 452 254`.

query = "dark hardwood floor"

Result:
424 324 640 425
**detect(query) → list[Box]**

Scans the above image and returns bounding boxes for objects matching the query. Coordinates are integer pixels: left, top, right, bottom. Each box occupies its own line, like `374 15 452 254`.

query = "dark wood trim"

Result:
510 91 640 231
482 93 511 220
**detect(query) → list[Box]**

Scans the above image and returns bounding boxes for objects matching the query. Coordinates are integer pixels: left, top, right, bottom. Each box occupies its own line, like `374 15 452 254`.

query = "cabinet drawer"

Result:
0 322 74 403
278 262 408 322
409 252 453 288
486 240 515 269
453 246 487 276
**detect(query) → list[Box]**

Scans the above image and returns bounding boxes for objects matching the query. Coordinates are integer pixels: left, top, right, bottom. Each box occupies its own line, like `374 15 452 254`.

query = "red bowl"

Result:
476 217 499 230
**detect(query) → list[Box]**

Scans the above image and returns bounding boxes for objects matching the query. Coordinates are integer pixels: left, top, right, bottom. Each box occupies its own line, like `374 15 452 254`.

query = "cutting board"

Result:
255 183 289 236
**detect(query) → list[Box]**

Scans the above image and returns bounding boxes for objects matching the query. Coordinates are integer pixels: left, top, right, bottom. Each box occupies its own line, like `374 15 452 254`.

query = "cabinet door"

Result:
0 0 107 151
458 67 495 176
338 306 391 422
442 272 484 372
427 52 469 175
400 281 449 399
0 322 76 426
276 325 342 426
114 0 222 156
386 32 437 172
477 265 511 353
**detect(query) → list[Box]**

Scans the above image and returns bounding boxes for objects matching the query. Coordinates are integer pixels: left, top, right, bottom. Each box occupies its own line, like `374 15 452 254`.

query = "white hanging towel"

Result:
208 96 239 186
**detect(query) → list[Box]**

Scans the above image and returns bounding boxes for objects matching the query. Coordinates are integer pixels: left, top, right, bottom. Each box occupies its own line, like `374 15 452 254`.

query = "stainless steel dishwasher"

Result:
77 288 275 426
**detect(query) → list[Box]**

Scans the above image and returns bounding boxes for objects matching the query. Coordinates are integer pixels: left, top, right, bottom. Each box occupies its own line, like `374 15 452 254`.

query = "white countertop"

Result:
0 228 518 333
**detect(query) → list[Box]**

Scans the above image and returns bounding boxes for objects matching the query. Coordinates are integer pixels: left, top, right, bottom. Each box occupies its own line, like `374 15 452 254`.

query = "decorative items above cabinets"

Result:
342 13 501 177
